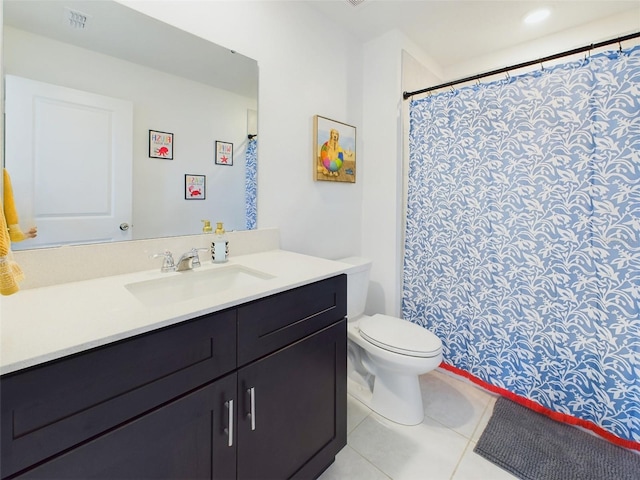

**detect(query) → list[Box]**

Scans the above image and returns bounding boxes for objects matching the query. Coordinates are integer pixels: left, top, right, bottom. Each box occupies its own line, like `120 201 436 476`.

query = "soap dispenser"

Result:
211 222 229 263
201 219 213 233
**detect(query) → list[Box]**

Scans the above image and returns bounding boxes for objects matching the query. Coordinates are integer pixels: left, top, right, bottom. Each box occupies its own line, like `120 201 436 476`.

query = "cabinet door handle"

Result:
247 387 256 431
224 399 234 447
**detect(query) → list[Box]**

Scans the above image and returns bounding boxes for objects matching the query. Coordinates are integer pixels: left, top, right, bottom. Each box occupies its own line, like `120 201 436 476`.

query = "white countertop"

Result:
0 250 349 375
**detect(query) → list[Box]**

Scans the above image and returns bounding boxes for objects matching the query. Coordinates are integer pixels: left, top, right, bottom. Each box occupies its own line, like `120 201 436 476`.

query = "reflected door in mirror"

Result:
5 75 133 250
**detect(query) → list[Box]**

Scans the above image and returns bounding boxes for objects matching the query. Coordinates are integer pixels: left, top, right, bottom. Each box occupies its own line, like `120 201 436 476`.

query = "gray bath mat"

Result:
474 396 640 480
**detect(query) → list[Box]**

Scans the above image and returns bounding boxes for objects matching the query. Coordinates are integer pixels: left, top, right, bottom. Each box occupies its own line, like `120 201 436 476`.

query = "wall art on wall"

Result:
313 115 356 183
215 141 233 166
185 174 205 200
149 130 174 159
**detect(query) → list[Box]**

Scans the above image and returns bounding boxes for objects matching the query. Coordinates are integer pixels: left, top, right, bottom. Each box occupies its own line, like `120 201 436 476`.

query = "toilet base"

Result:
347 372 425 426
372 370 425 425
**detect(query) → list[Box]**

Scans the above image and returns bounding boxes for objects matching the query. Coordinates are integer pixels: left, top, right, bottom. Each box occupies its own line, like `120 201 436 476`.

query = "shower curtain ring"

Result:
585 47 592 63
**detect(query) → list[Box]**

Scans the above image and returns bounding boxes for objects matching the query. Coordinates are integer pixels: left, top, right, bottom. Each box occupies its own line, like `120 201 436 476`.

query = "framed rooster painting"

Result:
313 115 356 183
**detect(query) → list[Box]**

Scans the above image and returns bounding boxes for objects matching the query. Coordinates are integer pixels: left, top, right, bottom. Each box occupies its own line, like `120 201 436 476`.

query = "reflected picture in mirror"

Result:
149 130 174 160
2 0 259 250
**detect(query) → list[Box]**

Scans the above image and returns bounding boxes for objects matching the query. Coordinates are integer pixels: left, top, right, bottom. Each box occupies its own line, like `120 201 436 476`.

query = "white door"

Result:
4 75 133 250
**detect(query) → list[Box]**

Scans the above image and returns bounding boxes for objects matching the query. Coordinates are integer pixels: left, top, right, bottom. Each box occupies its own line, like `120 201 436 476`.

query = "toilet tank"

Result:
337 257 372 319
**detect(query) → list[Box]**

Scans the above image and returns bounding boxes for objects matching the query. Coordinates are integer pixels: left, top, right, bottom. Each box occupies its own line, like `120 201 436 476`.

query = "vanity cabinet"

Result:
1 274 346 480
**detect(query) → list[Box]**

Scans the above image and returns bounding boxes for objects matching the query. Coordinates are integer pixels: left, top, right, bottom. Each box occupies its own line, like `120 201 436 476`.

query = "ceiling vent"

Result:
346 0 366 6
65 8 90 30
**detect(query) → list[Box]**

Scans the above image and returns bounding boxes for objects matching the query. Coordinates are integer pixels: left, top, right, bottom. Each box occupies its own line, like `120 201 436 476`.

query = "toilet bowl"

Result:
339 257 443 426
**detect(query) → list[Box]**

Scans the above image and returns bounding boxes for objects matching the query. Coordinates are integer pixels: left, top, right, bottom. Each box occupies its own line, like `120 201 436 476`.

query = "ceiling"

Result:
4 0 638 92
307 0 640 68
3 0 258 98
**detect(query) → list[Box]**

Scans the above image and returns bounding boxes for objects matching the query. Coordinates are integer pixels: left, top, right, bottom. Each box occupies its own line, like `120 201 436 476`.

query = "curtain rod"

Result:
403 31 640 100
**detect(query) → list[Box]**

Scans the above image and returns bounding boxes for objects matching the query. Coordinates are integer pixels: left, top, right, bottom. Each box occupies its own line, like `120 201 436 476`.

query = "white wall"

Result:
360 31 402 317
4 26 254 237
119 0 364 260
360 30 442 317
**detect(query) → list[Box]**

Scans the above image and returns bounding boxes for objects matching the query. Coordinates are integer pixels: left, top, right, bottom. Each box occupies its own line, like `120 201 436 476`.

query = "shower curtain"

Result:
245 138 258 230
403 46 640 449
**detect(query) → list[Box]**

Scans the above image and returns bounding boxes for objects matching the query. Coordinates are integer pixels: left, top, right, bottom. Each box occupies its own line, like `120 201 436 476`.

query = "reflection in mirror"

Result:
3 0 258 250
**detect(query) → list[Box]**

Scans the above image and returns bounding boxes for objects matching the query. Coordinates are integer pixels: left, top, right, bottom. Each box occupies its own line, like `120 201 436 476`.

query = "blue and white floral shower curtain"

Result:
245 138 258 230
403 46 640 448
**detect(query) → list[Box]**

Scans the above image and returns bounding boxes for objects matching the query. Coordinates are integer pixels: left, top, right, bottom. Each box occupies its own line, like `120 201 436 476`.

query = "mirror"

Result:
3 0 259 250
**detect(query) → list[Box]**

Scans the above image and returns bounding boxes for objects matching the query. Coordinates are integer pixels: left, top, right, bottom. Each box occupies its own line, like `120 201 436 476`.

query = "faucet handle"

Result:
189 247 209 268
151 250 176 272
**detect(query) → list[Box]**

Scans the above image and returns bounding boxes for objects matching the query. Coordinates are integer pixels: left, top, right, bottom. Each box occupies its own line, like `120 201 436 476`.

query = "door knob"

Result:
119 223 130 231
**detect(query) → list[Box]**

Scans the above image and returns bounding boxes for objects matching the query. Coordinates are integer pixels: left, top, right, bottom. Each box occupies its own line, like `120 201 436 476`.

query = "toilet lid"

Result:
359 314 442 358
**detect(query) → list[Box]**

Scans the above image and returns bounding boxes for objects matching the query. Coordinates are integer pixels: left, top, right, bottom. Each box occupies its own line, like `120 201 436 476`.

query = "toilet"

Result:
339 257 443 425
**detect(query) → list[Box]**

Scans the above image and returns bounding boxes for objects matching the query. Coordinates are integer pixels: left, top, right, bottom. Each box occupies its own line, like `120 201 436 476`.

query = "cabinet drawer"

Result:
1 309 236 479
237 275 346 366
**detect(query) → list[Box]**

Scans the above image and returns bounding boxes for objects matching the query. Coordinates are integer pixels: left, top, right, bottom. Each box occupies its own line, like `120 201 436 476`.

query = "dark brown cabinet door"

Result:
16 374 237 480
236 320 346 480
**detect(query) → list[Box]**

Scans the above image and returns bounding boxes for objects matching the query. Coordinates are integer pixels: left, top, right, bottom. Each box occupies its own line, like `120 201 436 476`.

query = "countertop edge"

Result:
0 250 349 376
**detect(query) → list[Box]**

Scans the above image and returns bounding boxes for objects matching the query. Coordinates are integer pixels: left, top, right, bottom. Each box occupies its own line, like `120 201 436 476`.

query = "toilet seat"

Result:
358 314 442 358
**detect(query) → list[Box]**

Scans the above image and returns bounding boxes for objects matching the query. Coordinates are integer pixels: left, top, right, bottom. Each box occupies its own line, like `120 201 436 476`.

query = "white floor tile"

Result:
452 441 518 480
471 396 497 443
420 370 494 439
318 445 390 480
348 413 470 480
333 368 512 480
346 393 371 434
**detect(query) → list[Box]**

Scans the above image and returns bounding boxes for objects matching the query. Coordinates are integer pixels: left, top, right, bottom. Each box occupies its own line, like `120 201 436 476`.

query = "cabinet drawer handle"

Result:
248 387 256 431
224 399 234 447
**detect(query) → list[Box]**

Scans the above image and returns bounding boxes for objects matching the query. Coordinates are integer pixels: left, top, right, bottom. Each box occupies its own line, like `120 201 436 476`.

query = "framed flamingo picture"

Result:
149 130 174 159
215 141 233 166
185 174 205 200
313 115 356 183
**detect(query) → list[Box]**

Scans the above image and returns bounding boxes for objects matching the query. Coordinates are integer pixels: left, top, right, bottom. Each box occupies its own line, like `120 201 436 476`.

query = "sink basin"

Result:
125 265 274 307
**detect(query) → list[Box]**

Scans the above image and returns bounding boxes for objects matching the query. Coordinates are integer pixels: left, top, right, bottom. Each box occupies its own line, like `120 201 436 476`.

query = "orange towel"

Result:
1 169 25 295
4 168 27 242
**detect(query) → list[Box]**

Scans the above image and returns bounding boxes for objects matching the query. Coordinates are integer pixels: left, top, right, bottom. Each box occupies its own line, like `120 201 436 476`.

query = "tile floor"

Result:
319 368 518 480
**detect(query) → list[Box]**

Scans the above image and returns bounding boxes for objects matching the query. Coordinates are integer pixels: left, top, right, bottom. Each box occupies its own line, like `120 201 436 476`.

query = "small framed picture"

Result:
185 174 205 200
215 141 233 166
149 130 174 159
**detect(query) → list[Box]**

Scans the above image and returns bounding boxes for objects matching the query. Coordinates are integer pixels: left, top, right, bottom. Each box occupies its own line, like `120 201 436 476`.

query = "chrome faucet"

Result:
176 249 198 271
152 248 207 272
152 250 176 273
